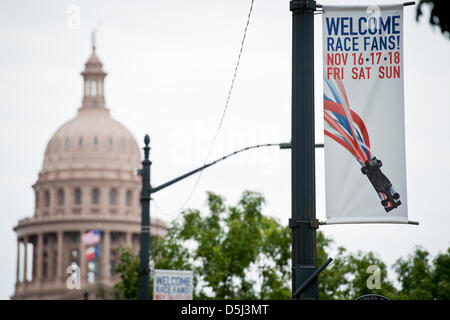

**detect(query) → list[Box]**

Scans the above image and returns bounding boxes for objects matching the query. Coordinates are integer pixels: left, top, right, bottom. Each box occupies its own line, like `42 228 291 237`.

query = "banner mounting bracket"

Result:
289 218 320 229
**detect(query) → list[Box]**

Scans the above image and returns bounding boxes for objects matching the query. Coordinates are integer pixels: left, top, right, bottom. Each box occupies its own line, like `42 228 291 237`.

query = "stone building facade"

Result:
12 45 166 299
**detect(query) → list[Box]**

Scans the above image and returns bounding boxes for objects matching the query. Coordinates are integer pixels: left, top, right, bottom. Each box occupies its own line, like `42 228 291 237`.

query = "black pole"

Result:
151 143 279 194
290 0 318 299
293 257 333 298
139 134 151 300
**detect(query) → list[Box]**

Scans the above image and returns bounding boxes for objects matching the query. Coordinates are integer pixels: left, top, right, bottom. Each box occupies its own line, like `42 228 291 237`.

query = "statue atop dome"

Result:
81 32 107 110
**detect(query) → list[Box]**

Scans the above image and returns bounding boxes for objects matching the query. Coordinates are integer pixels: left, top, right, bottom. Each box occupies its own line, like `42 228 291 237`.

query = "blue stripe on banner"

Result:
324 76 342 104
331 110 371 160
332 112 352 136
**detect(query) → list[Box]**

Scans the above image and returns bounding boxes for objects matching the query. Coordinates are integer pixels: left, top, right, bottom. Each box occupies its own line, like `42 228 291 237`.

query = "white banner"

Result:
323 4 408 224
153 269 193 300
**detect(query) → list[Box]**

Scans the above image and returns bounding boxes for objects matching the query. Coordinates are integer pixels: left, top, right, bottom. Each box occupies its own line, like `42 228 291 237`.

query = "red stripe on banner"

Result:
325 130 362 163
334 79 369 162
324 99 371 154
324 111 367 163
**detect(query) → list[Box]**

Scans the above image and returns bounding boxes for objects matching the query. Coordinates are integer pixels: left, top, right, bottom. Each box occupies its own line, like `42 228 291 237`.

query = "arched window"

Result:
85 80 91 96
92 81 97 97
92 188 99 205
57 189 65 206
44 190 50 207
126 190 132 207
74 188 82 205
94 136 98 147
78 137 83 147
109 188 117 206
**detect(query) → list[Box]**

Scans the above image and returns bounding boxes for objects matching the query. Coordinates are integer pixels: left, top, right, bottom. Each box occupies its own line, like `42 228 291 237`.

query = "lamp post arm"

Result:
150 143 280 194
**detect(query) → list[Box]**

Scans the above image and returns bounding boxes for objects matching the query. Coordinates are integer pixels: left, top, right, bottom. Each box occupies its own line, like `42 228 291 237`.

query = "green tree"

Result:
317 233 351 299
113 191 450 300
114 191 294 299
432 248 450 300
393 246 450 300
167 191 292 299
319 241 396 300
345 250 396 299
393 247 434 299
416 0 450 39
113 247 140 299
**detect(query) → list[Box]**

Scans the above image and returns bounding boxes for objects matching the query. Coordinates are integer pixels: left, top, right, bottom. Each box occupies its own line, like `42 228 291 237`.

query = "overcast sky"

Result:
1 0 449 299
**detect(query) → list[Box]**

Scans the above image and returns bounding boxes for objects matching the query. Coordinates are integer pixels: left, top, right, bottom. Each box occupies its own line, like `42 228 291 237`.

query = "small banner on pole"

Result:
153 269 193 300
322 4 408 224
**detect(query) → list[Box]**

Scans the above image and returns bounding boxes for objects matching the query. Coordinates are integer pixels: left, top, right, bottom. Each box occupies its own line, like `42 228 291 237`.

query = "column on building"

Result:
16 238 21 284
47 234 54 280
79 230 86 286
36 233 43 285
23 236 28 284
101 230 110 280
125 232 132 248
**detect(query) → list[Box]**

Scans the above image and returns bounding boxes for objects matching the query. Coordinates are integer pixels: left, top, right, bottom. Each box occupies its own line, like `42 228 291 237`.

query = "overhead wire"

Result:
154 142 279 219
154 0 257 218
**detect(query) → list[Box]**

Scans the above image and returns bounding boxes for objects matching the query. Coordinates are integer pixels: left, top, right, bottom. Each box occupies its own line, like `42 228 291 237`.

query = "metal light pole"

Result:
290 0 318 299
137 139 280 300
139 134 151 300
137 1 320 300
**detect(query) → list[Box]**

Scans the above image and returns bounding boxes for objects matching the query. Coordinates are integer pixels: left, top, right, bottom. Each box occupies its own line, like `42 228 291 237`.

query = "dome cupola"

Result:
80 34 107 110
40 40 141 177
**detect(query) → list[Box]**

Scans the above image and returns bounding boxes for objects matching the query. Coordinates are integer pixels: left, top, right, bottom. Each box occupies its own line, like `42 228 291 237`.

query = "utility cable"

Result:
155 0 256 216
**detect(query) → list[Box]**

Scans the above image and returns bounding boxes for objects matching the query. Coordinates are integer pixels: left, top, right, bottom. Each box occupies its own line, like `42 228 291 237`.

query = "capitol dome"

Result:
41 49 141 176
42 106 141 174
12 43 166 300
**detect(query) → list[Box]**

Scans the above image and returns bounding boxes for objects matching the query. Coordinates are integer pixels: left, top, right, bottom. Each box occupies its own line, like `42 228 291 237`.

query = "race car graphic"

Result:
323 76 401 212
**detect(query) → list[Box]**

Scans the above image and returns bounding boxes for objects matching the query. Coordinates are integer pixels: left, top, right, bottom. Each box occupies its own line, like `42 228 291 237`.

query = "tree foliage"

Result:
158 191 292 299
114 191 450 300
318 237 396 299
113 247 140 300
393 246 450 300
416 0 450 39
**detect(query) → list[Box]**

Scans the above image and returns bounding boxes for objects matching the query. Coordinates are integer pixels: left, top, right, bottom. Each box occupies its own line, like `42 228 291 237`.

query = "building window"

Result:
98 81 103 95
108 138 113 148
44 190 50 207
92 81 97 97
126 190 132 207
78 137 83 147
52 139 58 151
64 138 70 150
109 188 117 206
74 188 82 205
85 80 90 96
94 136 98 147
92 188 99 205
57 189 65 206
